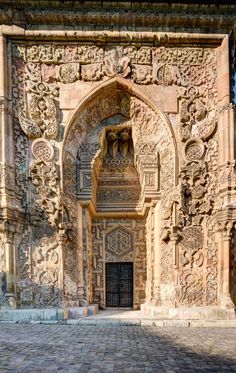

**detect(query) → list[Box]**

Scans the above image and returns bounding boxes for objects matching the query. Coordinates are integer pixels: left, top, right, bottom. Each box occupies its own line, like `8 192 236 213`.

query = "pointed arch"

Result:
61 76 179 187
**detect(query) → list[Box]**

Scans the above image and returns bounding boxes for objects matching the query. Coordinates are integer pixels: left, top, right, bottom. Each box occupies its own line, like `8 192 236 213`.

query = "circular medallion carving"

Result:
185 138 205 161
32 139 54 161
181 225 204 251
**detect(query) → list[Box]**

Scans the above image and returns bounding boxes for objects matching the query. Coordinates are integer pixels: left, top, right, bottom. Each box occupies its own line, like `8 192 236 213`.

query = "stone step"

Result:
1 318 236 327
0 304 99 322
141 304 236 320
0 308 65 322
1 306 236 326
66 318 236 327
87 304 99 316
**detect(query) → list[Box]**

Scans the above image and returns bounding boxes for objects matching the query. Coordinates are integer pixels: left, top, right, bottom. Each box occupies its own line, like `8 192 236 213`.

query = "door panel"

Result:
106 262 133 307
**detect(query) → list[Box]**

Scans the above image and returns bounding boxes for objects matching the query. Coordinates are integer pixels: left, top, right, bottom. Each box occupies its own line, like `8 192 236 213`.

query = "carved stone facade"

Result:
0 3 236 318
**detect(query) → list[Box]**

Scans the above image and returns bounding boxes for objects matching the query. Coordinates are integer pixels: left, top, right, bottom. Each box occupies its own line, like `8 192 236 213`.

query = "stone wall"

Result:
0 25 235 315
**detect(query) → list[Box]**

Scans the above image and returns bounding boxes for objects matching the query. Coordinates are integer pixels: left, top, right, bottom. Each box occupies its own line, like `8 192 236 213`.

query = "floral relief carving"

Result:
18 236 61 308
0 163 15 191
12 44 216 92
29 160 62 227
0 234 6 306
230 229 236 306
133 65 152 84
177 269 204 307
56 63 80 83
103 51 130 78
13 120 29 210
179 225 204 268
10 38 223 312
206 223 218 306
25 82 58 139
81 63 102 81
153 63 174 86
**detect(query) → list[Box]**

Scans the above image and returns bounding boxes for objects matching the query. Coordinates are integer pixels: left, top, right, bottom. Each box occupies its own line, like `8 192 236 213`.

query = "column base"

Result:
221 295 236 309
1 293 16 309
140 304 236 320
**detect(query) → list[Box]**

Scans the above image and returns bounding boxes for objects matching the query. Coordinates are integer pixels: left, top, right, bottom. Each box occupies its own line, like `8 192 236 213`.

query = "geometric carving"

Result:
31 138 54 162
144 171 157 189
105 227 133 258
97 189 140 202
185 138 205 161
180 225 204 253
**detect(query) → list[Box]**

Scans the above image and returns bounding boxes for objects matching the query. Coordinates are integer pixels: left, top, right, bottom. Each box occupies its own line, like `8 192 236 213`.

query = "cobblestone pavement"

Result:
0 325 236 373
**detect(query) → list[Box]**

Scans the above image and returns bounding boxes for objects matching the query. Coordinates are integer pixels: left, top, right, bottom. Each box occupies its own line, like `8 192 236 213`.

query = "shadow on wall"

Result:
230 229 236 307
17 281 62 309
0 272 6 306
0 272 62 309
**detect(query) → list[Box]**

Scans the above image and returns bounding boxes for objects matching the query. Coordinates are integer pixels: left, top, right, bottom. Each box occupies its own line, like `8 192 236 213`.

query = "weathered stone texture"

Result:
0 3 235 318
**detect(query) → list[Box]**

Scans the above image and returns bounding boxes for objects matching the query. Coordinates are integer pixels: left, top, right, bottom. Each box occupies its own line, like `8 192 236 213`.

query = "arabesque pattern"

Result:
0 33 233 315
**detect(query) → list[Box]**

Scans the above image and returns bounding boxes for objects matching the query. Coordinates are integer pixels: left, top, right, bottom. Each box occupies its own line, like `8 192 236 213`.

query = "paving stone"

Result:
0 325 235 372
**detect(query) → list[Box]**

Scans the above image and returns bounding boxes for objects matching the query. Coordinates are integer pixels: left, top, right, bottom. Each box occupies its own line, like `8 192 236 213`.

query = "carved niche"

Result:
96 127 141 209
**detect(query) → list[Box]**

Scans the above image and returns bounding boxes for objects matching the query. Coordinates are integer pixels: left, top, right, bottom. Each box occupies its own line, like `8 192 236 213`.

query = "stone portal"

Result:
0 24 235 320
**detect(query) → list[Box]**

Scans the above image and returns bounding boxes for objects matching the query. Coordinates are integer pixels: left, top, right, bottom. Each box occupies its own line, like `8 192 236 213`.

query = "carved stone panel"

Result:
7 35 229 315
105 227 134 261
18 235 61 308
91 219 146 309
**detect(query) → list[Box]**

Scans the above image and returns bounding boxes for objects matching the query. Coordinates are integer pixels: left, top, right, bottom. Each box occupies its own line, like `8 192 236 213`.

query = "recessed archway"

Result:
61 77 178 308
